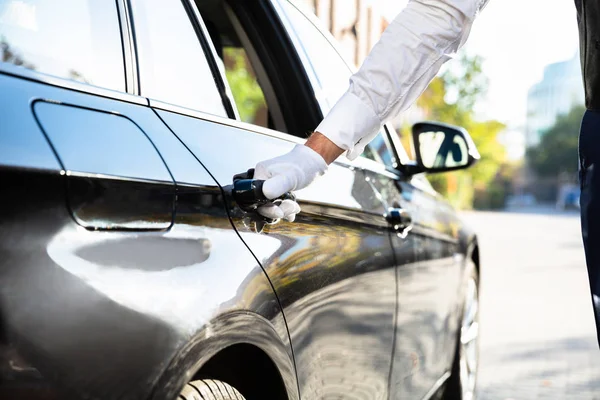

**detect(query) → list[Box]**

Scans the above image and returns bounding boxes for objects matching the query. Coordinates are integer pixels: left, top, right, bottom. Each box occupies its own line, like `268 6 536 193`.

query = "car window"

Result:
0 0 125 91
279 1 392 167
130 0 226 117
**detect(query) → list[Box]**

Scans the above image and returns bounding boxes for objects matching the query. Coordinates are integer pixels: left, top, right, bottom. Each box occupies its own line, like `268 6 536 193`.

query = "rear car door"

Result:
275 1 459 398
152 1 399 398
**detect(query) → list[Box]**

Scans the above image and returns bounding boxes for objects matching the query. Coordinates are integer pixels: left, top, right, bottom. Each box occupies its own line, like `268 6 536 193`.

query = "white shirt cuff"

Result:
315 91 381 160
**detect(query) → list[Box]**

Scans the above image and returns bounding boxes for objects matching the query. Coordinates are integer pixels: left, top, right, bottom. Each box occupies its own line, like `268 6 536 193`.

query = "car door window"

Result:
129 0 226 117
279 1 392 167
0 0 125 91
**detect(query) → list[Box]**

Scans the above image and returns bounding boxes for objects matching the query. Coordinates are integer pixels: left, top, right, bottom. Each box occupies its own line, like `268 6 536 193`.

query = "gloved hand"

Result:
254 144 328 222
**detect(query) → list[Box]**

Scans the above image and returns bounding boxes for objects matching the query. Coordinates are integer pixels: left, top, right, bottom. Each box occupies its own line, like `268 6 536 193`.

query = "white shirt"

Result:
315 0 490 160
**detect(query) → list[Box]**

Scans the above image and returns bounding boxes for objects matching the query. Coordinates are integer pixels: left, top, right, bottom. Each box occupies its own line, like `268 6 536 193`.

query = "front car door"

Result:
274 1 462 398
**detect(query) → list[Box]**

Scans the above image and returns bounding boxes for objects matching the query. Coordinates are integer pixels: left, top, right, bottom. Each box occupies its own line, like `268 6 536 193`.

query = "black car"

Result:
0 1 481 399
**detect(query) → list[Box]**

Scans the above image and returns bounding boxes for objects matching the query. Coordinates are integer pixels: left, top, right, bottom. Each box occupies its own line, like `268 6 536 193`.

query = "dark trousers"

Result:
579 109 600 345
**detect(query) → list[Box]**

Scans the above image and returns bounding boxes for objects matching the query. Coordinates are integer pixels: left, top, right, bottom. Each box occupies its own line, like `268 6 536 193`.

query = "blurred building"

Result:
526 53 584 147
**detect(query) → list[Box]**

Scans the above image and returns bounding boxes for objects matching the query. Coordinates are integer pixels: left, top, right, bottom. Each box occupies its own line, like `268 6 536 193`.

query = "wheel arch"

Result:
192 343 289 400
149 311 298 400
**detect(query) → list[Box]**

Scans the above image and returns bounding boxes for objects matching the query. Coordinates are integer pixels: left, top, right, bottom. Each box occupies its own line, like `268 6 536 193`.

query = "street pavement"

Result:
460 209 600 400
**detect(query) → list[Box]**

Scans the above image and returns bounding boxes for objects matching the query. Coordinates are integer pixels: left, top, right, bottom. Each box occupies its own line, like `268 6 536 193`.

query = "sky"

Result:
380 0 581 128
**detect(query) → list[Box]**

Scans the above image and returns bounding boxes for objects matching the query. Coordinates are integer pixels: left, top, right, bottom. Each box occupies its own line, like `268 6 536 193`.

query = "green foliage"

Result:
526 105 585 178
223 48 266 124
416 53 507 209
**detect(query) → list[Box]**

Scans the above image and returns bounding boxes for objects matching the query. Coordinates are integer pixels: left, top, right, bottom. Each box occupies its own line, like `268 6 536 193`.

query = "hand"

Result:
254 144 328 222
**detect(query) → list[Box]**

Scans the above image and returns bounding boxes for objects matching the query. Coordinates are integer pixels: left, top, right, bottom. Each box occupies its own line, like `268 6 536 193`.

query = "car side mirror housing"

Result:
411 121 480 174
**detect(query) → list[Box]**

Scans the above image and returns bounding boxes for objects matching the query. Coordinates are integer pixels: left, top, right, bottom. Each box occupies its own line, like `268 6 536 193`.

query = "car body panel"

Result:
0 73 296 400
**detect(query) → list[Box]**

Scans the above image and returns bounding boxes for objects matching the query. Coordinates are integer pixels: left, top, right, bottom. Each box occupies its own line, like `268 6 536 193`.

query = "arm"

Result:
254 0 489 220
315 0 490 160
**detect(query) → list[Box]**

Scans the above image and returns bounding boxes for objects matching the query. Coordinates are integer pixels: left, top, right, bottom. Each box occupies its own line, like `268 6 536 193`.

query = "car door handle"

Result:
385 208 412 231
230 169 296 213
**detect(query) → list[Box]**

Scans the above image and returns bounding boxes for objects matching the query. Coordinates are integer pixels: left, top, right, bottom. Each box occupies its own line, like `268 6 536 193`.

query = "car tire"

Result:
444 267 480 400
179 379 246 400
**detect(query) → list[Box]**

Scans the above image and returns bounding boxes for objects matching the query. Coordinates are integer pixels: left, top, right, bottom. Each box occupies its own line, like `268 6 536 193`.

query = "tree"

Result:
526 105 585 178
414 53 507 209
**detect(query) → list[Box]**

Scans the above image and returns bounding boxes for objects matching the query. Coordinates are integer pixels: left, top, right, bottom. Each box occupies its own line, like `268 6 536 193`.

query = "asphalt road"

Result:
460 209 600 400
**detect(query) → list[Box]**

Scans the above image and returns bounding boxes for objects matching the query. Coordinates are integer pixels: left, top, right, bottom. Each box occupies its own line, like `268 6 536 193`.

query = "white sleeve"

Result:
315 0 489 160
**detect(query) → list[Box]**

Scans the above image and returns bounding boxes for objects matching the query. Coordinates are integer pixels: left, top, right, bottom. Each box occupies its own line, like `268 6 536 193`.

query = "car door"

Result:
274 2 459 398
400 173 464 394
151 1 399 398
384 131 464 398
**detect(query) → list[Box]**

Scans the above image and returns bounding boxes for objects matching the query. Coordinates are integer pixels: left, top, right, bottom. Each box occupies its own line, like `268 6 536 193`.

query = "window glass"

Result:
200 4 275 130
0 0 124 91
363 132 395 166
281 1 392 166
222 44 268 127
130 0 226 116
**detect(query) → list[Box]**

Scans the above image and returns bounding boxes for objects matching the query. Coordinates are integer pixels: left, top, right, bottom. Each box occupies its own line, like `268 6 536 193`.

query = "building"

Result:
526 53 584 147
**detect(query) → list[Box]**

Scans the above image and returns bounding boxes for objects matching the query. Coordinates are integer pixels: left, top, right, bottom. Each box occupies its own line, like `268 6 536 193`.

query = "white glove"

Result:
254 144 328 222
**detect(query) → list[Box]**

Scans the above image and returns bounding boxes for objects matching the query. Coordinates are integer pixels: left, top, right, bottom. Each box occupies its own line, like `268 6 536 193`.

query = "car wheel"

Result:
179 379 245 400
444 268 480 400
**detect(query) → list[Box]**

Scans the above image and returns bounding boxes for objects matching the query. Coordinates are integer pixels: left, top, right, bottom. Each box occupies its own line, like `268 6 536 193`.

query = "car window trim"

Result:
179 0 238 118
118 0 139 95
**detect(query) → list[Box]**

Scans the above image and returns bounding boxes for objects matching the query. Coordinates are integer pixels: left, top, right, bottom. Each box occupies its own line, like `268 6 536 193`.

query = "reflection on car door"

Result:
402 176 463 394
155 108 398 399
362 139 451 399
275 2 463 397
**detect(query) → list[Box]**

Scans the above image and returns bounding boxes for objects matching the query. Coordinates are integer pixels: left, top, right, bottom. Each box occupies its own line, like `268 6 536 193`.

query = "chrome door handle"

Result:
230 169 295 212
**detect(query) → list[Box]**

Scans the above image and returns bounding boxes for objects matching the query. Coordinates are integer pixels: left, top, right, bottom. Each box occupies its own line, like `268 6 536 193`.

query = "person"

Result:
253 0 490 221
575 0 600 346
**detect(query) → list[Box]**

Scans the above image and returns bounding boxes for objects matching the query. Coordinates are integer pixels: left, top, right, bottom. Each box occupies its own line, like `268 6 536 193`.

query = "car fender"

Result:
150 311 299 400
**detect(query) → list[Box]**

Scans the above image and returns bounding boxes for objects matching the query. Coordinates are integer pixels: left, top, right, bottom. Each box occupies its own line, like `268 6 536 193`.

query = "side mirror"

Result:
411 121 480 174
